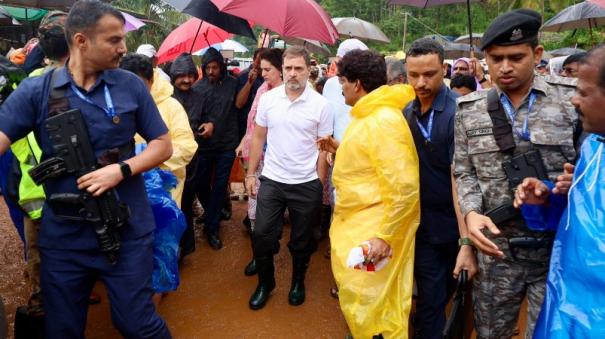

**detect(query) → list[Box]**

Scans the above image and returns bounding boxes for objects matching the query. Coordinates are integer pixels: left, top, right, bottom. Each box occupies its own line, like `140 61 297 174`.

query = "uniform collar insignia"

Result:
510 28 523 41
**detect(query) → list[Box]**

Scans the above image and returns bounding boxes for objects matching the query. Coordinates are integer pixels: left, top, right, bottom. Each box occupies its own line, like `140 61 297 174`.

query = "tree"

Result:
111 0 187 51
319 0 601 53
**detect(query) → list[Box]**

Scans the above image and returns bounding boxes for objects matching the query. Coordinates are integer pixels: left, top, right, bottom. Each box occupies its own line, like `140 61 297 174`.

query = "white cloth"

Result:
336 38 368 58
136 44 157 58
256 84 333 184
322 76 351 142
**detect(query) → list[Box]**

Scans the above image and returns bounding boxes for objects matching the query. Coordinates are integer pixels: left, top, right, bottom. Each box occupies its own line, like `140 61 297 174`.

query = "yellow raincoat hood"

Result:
135 70 197 206
150 68 174 106
331 84 419 338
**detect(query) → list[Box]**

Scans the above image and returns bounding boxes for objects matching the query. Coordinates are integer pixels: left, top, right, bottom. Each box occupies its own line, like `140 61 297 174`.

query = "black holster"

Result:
485 203 521 226
502 149 549 188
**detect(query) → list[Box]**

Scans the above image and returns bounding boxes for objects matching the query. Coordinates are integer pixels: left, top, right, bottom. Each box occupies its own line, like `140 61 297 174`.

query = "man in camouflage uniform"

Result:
453 9 578 338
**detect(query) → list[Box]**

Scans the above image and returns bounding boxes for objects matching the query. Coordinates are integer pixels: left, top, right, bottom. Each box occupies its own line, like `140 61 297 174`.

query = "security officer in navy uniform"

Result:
453 9 578 338
0 1 172 338
403 38 478 339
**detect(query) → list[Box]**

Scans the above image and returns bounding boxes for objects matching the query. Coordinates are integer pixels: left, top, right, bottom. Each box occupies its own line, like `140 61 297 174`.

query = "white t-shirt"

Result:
256 84 333 184
322 76 352 142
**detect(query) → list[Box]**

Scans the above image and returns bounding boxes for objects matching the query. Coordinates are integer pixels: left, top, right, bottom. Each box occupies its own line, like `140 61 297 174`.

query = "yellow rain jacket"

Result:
135 70 197 206
331 84 419 339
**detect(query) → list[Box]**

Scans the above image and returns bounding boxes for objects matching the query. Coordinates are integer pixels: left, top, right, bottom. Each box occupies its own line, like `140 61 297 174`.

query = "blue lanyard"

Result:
415 110 434 142
499 91 536 141
70 83 116 121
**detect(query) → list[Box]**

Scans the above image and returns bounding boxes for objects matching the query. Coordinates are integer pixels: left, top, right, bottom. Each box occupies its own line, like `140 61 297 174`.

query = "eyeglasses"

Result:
453 67 469 71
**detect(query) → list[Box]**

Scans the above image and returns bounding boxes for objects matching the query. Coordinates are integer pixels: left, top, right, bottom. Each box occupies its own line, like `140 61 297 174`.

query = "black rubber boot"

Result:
249 256 275 310
14 305 44 339
221 193 232 220
244 258 257 276
288 256 310 306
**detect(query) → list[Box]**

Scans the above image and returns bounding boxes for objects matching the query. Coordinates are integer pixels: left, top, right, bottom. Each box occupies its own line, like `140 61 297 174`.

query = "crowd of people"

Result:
0 1 603 338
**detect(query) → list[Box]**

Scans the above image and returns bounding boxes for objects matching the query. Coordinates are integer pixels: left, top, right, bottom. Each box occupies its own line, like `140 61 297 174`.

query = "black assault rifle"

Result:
29 108 130 264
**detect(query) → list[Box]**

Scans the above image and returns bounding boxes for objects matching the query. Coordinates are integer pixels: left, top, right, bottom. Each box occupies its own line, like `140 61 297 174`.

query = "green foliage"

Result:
318 0 603 54
111 0 188 52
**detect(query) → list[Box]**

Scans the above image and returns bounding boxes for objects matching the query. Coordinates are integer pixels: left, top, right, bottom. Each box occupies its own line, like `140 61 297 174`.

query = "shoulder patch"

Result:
542 74 577 88
456 89 488 107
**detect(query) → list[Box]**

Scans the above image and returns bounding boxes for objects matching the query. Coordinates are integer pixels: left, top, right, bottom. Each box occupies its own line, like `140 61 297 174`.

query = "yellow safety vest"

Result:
10 132 45 220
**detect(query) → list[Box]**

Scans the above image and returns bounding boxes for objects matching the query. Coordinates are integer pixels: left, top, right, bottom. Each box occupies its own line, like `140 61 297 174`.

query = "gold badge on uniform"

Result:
112 115 120 124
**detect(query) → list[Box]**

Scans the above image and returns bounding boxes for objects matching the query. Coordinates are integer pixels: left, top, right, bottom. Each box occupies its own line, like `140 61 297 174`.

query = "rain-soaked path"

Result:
1 195 530 338
0 198 348 338
0 200 29 338
77 198 349 338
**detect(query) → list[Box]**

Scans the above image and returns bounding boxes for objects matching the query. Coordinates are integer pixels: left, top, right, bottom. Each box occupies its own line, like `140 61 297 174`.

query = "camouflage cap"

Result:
480 9 541 51
38 10 67 32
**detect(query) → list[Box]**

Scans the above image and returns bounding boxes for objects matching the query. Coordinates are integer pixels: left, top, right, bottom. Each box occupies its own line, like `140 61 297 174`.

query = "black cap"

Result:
480 9 542 50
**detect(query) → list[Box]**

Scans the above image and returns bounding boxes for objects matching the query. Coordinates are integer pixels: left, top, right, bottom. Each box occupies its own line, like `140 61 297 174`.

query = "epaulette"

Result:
542 74 577 88
456 89 488 107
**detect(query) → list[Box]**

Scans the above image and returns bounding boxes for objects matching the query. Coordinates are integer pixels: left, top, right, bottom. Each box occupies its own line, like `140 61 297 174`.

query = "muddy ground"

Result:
0 193 528 338
0 197 348 339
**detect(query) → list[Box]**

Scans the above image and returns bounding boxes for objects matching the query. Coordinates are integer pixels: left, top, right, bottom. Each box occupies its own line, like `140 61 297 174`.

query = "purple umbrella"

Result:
389 0 476 51
121 11 146 33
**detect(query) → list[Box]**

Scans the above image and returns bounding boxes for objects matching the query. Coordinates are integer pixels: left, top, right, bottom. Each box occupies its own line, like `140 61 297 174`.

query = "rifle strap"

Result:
48 67 69 117
486 88 516 154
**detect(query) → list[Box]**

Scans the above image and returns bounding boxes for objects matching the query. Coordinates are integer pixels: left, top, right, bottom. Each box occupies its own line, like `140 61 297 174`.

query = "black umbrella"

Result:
163 0 256 40
443 42 483 59
548 47 586 57
541 1 605 46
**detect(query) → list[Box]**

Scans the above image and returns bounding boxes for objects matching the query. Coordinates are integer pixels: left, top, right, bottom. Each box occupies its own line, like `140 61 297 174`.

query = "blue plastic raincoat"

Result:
136 144 187 293
533 134 605 338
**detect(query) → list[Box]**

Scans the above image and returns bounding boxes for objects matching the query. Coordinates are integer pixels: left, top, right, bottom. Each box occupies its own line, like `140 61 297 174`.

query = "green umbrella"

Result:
1 5 47 21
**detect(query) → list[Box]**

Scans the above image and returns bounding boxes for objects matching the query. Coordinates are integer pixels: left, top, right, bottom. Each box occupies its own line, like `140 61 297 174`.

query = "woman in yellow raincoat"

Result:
322 50 419 338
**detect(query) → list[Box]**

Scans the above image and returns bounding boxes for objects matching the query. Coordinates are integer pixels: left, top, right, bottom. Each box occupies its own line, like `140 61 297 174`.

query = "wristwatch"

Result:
458 237 474 247
118 161 132 179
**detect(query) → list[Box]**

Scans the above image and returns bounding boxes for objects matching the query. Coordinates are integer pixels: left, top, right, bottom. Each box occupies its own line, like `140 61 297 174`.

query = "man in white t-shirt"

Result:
245 46 333 310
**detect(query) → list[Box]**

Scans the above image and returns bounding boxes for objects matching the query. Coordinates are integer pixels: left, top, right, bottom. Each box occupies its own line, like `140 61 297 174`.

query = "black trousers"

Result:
252 176 322 258
179 154 199 257
413 237 458 339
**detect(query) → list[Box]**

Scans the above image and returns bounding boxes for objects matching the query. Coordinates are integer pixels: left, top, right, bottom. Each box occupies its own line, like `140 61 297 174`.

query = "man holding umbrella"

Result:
454 9 579 338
